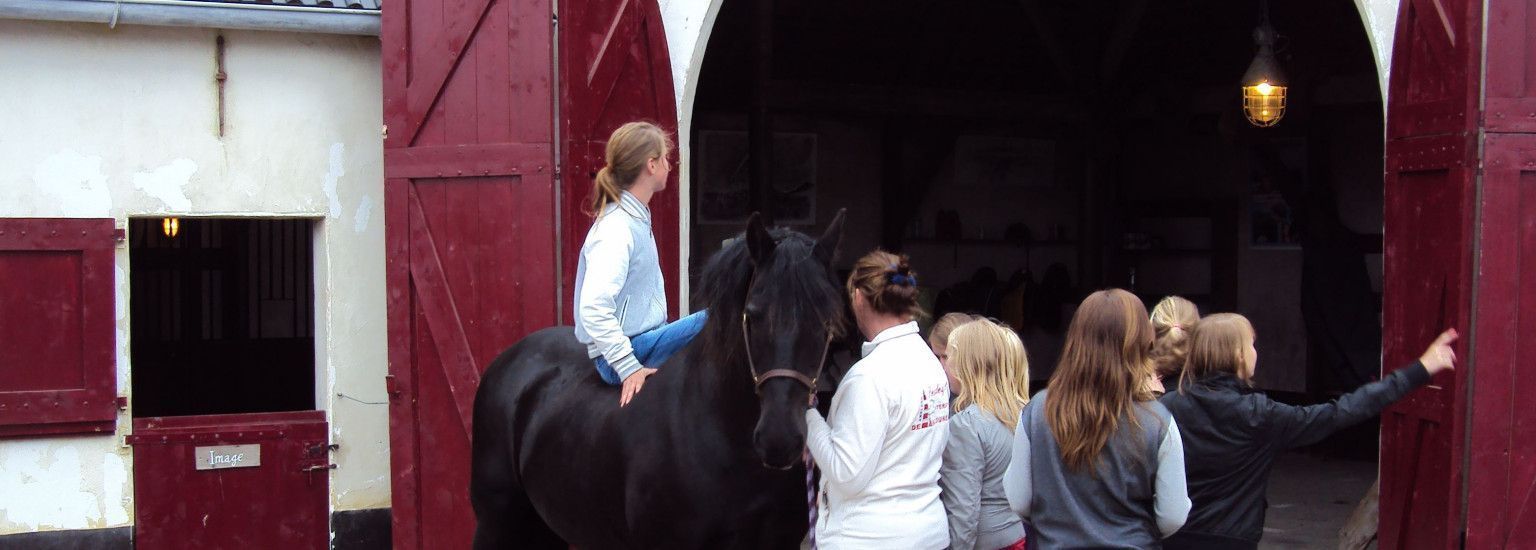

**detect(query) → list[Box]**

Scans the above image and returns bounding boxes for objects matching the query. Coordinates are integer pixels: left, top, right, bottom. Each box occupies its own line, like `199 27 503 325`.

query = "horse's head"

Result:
695 210 847 470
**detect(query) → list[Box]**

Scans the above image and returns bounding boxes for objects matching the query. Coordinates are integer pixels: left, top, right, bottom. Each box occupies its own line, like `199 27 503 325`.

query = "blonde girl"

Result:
939 319 1030 550
1159 314 1456 550
574 121 704 406
930 312 982 387
1147 296 1200 394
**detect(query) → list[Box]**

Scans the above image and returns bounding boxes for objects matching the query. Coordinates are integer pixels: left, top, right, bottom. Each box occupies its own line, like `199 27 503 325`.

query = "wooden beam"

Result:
749 0 774 221
1018 0 1082 92
1099 0 1150 85
765 80 1089 121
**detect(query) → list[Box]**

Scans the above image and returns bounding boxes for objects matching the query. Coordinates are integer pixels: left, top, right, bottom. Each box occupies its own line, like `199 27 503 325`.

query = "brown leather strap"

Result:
754 369 817 391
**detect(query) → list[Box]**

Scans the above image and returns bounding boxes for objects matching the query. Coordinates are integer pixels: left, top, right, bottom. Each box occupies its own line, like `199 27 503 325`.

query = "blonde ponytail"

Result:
588 121 673 217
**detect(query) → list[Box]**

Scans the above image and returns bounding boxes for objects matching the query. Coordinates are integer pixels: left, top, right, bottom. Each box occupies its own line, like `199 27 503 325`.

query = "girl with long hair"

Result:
1004 289 1191 548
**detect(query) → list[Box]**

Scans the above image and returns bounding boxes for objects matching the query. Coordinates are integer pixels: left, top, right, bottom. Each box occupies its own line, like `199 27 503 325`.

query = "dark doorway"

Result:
690 0 1386 544
129 217 316 417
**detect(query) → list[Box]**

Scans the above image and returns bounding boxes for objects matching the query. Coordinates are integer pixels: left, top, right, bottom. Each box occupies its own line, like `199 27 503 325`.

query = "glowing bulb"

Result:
1255 82 1274 96
162 217 179 238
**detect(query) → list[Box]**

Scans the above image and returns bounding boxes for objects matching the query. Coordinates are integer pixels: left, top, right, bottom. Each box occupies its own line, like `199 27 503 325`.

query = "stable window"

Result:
129 218 316 418
0 218 119 437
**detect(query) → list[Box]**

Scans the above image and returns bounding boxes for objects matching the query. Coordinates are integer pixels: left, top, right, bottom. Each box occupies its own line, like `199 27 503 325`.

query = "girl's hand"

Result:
620 367 658 407
1419 329 1459 375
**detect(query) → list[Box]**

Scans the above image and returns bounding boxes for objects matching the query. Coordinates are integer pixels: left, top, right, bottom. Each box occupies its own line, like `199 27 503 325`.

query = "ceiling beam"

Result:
763 80 1089 121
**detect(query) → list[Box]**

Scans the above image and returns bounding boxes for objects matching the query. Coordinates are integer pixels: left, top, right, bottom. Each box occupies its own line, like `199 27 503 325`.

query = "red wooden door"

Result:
1378 0 1482 547
559 0 681 320
128 411 328 549
381 0 559 548
1462 1 1536 545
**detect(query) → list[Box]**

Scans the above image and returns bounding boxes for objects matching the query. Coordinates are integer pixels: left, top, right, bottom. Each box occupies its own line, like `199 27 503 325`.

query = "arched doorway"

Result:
686 0 1387 544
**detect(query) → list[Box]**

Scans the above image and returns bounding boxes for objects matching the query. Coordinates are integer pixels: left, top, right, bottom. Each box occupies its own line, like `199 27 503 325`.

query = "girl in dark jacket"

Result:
1158 313 1457 550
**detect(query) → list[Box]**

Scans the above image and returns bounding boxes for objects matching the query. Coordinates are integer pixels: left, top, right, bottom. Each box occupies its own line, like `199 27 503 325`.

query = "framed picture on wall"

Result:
695 130 817 225
1248 141 1305 248
953 135 1056 189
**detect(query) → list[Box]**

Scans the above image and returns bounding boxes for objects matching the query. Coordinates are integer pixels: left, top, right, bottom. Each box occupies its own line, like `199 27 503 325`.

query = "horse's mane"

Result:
693 228 847 369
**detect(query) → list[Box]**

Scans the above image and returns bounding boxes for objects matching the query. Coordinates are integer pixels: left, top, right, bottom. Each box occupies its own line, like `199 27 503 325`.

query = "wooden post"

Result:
749 0 774 223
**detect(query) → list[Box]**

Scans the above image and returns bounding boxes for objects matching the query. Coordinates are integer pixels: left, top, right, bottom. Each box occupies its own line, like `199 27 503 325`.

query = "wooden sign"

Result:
194 444 261 471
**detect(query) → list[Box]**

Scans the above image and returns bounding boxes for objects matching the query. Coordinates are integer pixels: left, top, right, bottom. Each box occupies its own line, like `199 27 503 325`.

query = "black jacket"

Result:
1158 362 1432 547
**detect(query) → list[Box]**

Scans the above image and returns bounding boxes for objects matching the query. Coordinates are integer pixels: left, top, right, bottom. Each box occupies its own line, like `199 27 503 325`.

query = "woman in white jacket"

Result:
806 250 951 549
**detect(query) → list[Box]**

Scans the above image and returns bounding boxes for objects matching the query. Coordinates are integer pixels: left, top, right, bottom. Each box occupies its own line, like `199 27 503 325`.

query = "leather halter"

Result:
740 273 833 394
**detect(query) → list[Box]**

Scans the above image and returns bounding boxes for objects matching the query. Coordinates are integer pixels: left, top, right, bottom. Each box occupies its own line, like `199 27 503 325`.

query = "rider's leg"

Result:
630 309 708 367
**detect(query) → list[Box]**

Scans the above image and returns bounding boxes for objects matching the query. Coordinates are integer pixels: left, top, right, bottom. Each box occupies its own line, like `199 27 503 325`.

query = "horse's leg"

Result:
471 378 565 550
469 485 564 549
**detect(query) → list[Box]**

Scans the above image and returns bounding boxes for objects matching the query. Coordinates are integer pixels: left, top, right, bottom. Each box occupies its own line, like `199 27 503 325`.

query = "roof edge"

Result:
0 0 380 36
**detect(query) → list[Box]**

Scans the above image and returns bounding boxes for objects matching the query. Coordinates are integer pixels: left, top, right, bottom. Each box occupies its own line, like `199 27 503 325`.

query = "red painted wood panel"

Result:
1379 0 1481 546
381 0 560 546
128 411 328 549
1464 135 1536 547
1485 0 1536 133
560 0 681 323
0 218 117 438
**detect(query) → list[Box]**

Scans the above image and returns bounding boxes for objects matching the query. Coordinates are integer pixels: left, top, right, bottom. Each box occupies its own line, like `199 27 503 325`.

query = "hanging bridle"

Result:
740 274 834 394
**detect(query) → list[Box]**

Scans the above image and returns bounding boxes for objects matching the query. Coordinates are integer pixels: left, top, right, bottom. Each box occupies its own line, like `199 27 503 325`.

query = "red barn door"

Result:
382 0 678 547
559 0 681 321
1377 0 1482 547
381 0 559 548
1462 1 1536 546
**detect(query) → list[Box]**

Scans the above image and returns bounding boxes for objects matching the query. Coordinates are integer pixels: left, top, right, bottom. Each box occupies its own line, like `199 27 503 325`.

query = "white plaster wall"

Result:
0 19 387 534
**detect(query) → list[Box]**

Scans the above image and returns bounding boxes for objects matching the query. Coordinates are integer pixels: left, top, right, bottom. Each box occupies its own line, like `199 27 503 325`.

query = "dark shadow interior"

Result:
689 0 1388 495
130 218 316 418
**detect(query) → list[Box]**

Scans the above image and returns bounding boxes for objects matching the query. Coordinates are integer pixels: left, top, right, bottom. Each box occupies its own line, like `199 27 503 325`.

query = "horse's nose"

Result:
752 425 802 470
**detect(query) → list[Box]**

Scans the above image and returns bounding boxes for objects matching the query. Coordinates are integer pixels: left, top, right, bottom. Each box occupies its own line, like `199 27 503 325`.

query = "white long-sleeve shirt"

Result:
805 321 951 550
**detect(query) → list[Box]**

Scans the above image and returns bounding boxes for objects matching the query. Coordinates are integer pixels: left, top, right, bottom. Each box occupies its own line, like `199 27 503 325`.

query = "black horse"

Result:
470 211 848 549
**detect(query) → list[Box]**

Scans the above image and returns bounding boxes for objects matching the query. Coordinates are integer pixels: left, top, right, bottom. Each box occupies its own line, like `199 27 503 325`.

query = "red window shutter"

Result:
0 218 118 437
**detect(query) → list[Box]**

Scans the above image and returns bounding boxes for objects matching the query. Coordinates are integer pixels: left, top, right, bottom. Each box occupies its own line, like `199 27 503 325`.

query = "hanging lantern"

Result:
162 217 180 238
1241 20 1286 127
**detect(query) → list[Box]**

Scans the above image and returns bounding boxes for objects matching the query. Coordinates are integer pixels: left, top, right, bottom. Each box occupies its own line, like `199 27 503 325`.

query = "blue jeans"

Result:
594 310 708 385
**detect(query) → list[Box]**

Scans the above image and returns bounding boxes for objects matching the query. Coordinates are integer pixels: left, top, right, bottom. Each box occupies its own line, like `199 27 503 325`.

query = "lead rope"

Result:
804 445 818 549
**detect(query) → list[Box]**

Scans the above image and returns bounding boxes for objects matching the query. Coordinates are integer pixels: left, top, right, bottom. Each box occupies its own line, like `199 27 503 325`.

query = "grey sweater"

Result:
940 405 1028 550
1004 391 1191 549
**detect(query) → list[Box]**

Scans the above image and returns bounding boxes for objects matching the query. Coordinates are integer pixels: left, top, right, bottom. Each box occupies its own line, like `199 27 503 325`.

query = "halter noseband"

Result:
740 272 834 394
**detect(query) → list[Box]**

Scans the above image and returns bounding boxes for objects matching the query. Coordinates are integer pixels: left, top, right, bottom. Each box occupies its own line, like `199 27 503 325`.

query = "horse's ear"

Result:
813 208 846 266
745 212 776 266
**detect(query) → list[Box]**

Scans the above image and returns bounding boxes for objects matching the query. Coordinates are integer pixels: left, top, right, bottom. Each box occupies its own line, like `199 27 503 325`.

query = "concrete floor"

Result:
1259 452 1379 549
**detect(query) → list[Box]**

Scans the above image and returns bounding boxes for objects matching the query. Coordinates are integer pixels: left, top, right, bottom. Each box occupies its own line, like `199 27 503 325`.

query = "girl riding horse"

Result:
472 211 848 549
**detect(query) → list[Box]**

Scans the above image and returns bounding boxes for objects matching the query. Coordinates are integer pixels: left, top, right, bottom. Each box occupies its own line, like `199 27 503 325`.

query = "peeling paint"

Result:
353 197 373 234
101 454 129 525
132 158 197 211
0 442 126 532
324 143 347 219
30 149 112 217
